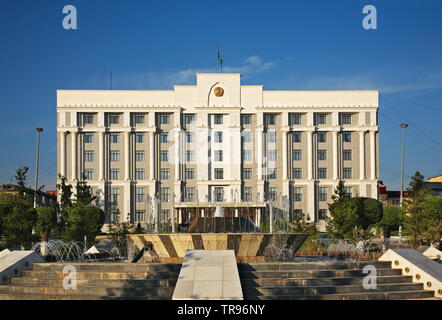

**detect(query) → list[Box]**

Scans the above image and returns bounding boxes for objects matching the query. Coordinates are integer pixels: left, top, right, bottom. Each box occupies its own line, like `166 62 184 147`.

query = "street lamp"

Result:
34 128 43 208
400 123 408 207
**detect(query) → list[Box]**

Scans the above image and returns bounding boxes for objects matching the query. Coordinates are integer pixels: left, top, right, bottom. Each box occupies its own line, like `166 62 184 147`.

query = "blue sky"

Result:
0 0 441 191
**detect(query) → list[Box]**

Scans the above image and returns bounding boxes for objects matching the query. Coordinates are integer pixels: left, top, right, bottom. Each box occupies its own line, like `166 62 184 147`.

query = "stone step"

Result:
245 290 435 300
31 263 181 272
21 270 178 280
0 284 174 297
243 283 424 296
238 261 391 271
240 275 413 287
239 268 402 279
10 278 177 288
0 293 170 300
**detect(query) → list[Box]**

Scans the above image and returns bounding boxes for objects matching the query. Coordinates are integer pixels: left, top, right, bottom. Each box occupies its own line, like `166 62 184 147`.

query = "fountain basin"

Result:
127 233 308 263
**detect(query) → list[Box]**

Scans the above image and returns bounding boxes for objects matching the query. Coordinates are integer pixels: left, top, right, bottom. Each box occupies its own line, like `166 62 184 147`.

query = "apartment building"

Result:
57 73 379 230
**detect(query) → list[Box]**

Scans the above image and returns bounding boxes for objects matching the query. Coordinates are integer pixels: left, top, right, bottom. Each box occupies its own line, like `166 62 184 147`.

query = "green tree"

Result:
74 174 96 206
377 206 404 238
15 166 29 194
57 174 72 212
331 180 346 202
3 197 37 249
64 206 105 246
35 207 57 242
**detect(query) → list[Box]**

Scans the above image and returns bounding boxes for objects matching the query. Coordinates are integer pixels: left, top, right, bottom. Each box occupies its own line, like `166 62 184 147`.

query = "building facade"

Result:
57 73 379 230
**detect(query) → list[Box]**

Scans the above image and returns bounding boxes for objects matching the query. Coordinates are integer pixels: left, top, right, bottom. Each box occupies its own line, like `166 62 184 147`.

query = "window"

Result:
343 149 352 161
343 187 352 198
214 131 223 143
318 150 327 161
85 151 94 162
215 150 223 162
292 168 302 179
319 209 328 220
110 132 120 143
134 113 145 124
135 150 145 162
269 187 278 202
135 168 145 180
290 113 302 125
84 169 94 180
315 113 327 125
160 187 170 202
110 188 119 205
185 114 195 125
293 150 302 161
214 187 224 202
109 113 120 124
343 167 352 179
293 209 303 219
318 187 328 202
292 132 301 143
242 150 252 162
340 113 352 125
161 210 170 220
317 132 327 143
160 150 169 162
136 187 145 203
110 169 120 180
185 168 195 180
267 168 277 180
293 187 302 202
214 168 224 179
342 132 352 142
84 113 94 124
135 132 144 143
241 114 252 125
244 187 252 202
110 151 120 162
268 150 277 161
243 168 252 180
160 168 170 180
111 211 120 223
267 131 276 143
185 187 195 202
132 210 145 222
159 114 170 125
84 132 94 143
135 210 145 222
266 114 277 125
318 168 327 179
242 131 252 143
214 114 223 125
186 132 194 143
186 150 195 162
160 132 169 143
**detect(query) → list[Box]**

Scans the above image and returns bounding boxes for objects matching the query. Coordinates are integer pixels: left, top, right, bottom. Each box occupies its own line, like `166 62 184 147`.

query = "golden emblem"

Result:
214 87 224 97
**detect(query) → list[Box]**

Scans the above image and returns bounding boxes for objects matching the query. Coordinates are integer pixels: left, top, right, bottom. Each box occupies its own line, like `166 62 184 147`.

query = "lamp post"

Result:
34 128 43 209
400 123 408 207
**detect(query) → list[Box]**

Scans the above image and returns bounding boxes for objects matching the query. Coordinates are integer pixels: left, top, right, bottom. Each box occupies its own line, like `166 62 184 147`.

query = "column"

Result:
71 131 77 180
99 131 104 180
149 131 155 180
174 129 180 180
370 130 376 180
123 183 131 222
333 130 338 180
307 130 313 180
282 130 288 180
60 131 66 177
359 131 365 180
124 131 130 181
307 182 316 222
257 128 263 180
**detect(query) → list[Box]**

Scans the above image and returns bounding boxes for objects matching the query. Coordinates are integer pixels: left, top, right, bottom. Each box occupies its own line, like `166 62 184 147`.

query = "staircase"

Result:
238 261 435 300
0 263 181 300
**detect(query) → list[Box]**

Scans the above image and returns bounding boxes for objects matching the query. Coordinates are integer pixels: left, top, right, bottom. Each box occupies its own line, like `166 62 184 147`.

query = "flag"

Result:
217 47 223 72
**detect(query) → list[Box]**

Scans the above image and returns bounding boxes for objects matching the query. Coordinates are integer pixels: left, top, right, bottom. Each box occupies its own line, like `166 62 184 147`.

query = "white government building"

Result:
57 73 379 231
